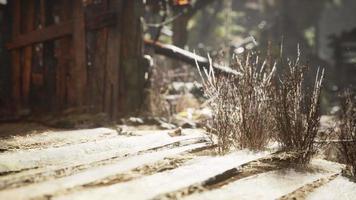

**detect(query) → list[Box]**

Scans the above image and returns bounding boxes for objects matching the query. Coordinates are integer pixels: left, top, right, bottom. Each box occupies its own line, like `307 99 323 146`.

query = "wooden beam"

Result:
6 12 117 50
86 11 116 31
7 21 72 50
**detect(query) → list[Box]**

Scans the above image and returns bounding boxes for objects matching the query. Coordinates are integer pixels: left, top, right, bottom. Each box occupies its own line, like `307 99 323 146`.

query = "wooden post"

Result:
22 0 35 108
70 0 87 107
57 0 71 110
42 0 57 112
91 26 108 112
105 0 122 118
119 0 144 115
10 0 21 113
90 0 108 113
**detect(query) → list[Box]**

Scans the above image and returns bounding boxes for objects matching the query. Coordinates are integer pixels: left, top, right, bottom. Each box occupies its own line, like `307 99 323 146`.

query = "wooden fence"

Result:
5 0 145 118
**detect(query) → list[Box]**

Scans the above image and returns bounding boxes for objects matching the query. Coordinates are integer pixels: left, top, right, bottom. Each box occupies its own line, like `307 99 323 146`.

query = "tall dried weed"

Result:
198 50 326 165
338 91 356 177
271 56 325 165
197 54 276 153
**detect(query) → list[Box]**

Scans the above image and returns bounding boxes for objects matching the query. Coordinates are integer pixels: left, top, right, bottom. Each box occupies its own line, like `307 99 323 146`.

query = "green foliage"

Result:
304 27 316 48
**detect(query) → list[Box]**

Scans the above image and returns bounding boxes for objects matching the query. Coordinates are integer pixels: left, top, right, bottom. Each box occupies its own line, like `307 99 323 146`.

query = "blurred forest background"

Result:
143 0 356 114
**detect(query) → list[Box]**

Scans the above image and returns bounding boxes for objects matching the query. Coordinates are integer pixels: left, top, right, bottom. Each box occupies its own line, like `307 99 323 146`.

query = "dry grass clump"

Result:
232 55 276 150
202 75 239 153
272 57 325 165
198 54 275 153
198 50 326 164
338 91 356 178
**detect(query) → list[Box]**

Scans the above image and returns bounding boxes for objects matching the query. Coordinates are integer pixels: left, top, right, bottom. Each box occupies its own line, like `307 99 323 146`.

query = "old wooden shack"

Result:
0 0 146 119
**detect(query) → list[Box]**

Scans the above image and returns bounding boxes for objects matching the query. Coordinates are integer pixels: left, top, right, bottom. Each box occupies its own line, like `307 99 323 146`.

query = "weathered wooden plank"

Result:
6 12 117 50
186 171 334 200
86 11 116 31
0 128 117 151
56 0 71 110
69 0 87 107
7 21 72 50
22 0 35 108
307 176 356 200
88 0 108 112
0 130 207 173
184 159 342 200
10 0 21 113
53 151 268 200
104 0 122 118
89 30 107 112
0 143 207 200
118 0 145 115
26 0 47 110
42 0 57 111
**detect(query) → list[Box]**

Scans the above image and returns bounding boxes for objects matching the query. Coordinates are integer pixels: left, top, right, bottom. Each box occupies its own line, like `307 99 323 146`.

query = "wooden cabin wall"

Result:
0 6 4 104
0 4 11 114
4 0 145 119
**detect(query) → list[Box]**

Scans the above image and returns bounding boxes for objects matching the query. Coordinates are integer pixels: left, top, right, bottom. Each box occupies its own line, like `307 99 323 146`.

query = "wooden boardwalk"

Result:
0 126 353 200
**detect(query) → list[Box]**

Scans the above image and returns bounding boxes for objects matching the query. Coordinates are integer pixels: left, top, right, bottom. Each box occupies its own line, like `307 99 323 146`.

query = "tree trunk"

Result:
172 13 189 48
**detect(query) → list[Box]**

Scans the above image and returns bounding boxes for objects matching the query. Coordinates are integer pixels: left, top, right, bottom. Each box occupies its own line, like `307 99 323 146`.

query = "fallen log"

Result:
144 39 241 76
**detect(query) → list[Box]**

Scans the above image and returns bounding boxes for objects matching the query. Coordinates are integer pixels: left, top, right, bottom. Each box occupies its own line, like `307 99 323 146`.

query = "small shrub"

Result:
195 56 237 153
202 75 239 153
338 91 356 178
272 57 325 165
198 53 275 153
232 54 276 150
